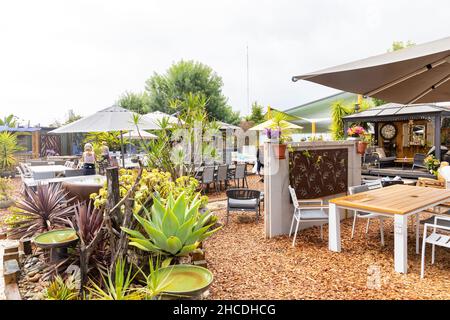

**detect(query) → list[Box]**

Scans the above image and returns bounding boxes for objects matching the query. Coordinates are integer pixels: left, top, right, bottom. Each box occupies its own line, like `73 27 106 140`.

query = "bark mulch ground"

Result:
204 177 450 300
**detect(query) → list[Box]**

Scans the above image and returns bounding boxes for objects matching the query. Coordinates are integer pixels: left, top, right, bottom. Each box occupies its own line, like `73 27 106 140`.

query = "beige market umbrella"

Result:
49 105 159 167
292 36 450 104
249 119 303 131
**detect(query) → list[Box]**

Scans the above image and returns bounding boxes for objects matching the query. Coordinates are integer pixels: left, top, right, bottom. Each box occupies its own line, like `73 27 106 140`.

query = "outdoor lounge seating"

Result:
372 148 396 168
412 153 427 170
226 189 261 224
288 185 328 247
33 171 56 180
63 169 85 177
421 216 450 278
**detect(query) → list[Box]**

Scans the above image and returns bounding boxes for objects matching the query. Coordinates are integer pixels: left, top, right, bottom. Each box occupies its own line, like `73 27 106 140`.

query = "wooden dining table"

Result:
329 184 450 274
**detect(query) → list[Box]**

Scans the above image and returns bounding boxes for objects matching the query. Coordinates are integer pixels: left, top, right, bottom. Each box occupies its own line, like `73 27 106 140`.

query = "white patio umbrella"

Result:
126 129 157 155
49 105 160 167
292 36 450 104
143 111 183 127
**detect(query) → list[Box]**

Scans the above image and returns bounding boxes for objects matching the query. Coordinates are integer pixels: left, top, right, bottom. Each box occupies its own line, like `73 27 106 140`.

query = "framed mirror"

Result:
410 124 426 146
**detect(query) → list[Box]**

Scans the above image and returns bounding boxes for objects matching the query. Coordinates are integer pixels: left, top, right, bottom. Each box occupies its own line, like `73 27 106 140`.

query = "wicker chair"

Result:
215 164 229 192
226 189 261 224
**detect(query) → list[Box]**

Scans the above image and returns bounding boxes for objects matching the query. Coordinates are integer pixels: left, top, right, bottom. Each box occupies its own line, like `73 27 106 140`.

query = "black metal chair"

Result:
215 164 229 192
231 163 248 188
226 189 261 224
412 153 427 170
201 166 216 193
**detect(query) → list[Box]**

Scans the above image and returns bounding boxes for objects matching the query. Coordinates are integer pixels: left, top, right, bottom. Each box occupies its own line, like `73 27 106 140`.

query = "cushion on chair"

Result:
228 198 258 209
375 148 386 158
420 216 450 228
299 209 328 220
379 156 396 162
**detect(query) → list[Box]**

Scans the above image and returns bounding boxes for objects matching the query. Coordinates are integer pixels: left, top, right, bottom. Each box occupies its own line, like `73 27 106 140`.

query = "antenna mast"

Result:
246 44 250 115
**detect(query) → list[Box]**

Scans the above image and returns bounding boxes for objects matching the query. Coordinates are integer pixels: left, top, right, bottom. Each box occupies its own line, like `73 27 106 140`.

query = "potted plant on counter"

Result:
347 125 369 155
264 112 299 160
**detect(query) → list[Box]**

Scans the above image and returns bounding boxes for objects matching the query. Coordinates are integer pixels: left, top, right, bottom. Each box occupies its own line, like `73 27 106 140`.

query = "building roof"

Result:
283 91 360 132
343 103 450 122
0 126 41 132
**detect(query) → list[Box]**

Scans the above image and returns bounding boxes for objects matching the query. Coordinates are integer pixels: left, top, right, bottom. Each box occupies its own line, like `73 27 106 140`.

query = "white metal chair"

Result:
288 185 328 247
421 216 450 278
349 184 387 246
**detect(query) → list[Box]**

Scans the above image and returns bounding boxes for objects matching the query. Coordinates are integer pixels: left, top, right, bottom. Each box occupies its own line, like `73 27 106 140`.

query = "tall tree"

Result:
118 91 150 115
245 102 265 124
145 60 240 124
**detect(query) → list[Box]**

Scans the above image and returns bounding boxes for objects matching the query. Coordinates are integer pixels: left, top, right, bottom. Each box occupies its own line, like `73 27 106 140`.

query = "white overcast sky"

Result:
0 0 449 126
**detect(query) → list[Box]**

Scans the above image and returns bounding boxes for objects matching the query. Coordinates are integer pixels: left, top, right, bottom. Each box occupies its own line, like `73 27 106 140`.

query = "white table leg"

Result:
328 203 341 252
394 214 408 273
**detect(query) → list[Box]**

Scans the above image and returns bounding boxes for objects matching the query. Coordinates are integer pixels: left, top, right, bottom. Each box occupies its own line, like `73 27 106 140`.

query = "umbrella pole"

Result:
120 131 125 168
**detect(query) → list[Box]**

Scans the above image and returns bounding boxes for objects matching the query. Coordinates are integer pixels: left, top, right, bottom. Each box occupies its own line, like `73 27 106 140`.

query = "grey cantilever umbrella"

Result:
292 36 450 104
49 105 160 167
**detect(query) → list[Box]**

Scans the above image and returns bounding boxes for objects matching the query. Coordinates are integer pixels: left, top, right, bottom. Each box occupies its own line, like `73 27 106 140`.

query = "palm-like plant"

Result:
0 131 23 171
122 192 220 256
0 114 18 127
86 258 142 300
9 184 75 239
330 101 351 140
43 274 79 300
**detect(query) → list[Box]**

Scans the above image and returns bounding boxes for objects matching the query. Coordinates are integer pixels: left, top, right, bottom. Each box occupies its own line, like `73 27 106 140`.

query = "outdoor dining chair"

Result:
421 215 450 278
349 184 386 246
226 189 261 224
215 164 229 192
412 153 427 170
231 163 248 188
201 166 216 193
288 185 328 247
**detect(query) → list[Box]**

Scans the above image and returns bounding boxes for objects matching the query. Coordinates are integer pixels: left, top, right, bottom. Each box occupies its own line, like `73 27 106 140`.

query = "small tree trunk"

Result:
105 167 120 259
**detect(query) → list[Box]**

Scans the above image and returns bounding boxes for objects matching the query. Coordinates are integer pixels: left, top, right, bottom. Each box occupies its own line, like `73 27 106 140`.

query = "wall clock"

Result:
380 123 397 140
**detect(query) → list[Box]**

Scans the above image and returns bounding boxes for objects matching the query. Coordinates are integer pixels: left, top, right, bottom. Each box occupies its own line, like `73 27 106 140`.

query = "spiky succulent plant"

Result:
122 192 220 256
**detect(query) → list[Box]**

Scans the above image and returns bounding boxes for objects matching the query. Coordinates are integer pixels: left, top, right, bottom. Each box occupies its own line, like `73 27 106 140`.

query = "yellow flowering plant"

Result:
424 155 441 176
89 168 208 212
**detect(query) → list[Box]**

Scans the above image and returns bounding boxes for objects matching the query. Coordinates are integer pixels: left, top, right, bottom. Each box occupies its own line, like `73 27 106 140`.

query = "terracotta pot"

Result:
273 144 287 159
357 141 368 155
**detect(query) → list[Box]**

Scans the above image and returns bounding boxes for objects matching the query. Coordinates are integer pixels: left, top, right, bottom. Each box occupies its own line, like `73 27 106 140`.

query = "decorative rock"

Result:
27 273 41 283
27 270 38 278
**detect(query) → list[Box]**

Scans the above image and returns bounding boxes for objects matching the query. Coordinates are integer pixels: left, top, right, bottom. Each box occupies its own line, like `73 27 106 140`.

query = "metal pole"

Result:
435 114 442 160
120 131 125 168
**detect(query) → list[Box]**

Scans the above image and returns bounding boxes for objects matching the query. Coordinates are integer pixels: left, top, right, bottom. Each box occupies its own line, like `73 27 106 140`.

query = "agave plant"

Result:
122 192 221 256
9 184 75 239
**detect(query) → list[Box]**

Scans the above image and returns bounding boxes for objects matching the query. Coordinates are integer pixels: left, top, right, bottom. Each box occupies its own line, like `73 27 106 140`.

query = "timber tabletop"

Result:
330 184 450 215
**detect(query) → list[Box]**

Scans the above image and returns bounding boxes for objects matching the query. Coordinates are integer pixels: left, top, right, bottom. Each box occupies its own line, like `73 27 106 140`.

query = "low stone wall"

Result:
263 141 361 238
